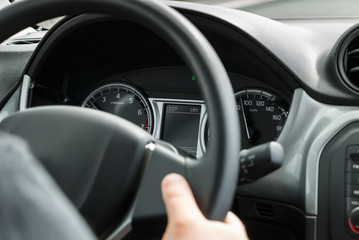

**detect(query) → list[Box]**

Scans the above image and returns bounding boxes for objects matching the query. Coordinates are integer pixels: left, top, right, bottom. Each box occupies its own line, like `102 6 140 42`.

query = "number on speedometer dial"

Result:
81 83 153 133
236 89 288 149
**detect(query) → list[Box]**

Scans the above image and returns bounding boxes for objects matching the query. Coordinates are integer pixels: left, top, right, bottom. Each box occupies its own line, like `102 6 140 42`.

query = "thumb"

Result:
161 173 204 223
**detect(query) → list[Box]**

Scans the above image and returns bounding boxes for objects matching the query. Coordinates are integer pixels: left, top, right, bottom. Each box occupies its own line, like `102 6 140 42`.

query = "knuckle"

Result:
172 216 196 231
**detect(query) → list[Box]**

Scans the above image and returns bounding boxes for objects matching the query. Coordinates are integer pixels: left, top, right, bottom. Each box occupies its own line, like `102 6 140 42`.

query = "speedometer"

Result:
235 89 288 149
202 89 288 151
81 83 153 133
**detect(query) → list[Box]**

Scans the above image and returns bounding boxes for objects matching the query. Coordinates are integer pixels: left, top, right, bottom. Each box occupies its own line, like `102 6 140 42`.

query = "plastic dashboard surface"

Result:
2 1 359 240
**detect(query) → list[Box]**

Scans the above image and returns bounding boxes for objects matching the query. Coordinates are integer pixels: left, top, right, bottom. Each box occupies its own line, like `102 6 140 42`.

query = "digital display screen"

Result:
161 104 201 157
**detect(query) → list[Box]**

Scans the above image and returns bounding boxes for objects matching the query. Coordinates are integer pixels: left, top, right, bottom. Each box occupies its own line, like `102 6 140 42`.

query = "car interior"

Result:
1 0 359 239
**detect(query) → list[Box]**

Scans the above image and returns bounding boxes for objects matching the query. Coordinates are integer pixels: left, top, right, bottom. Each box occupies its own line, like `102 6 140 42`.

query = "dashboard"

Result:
3 1 359 240
26 15 293 160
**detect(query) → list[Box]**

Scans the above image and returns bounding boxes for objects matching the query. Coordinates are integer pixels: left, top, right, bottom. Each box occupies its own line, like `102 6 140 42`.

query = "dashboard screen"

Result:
161 104 201 157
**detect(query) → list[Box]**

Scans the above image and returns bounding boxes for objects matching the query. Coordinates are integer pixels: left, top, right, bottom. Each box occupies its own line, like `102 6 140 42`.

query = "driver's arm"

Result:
161 173 249 240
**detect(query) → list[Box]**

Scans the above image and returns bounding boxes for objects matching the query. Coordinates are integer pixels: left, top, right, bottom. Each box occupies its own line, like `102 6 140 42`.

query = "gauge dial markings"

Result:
235 89 288 149
81 83 153 134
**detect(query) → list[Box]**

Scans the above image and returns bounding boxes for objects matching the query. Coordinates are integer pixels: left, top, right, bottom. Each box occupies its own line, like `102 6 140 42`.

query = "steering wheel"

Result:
0 0 240 238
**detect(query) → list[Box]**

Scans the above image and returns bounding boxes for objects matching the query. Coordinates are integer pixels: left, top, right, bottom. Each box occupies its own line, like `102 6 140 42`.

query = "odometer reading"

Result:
82 83 152 133
235 90 288 149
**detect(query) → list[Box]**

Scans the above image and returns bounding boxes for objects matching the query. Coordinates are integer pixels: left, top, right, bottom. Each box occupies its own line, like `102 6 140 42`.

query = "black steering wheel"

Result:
0 0 240 238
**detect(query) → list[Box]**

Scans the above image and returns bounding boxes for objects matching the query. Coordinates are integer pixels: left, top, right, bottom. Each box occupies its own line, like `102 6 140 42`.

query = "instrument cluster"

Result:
81 80 289 158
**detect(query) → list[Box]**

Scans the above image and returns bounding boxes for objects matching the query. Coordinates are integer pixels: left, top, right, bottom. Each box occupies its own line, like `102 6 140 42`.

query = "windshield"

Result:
176 0 359 18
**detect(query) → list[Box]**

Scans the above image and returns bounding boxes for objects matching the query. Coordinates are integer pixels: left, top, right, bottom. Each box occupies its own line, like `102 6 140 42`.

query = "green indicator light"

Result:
191 76 196 81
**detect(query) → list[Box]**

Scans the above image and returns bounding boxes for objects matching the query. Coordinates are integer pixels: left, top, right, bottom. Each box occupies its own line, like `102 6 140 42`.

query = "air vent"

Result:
338 29 359 92
255 202 275 219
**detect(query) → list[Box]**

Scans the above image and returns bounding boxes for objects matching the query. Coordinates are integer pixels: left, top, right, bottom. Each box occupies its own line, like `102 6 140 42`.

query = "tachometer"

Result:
82 83 153 133
235 89 288 149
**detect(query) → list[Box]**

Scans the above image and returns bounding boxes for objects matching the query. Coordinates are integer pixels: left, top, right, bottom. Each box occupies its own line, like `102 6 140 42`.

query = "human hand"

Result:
161 173 249 240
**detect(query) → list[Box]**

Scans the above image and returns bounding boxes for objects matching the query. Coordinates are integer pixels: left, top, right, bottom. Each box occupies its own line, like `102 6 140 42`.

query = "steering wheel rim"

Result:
0 0 240 238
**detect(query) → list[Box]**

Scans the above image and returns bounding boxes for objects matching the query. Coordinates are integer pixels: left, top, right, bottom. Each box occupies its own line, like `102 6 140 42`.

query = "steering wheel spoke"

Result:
109 141 187 239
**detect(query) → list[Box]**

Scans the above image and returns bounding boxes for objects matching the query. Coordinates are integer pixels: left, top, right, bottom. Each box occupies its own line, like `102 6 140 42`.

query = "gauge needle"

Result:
240 96 251 141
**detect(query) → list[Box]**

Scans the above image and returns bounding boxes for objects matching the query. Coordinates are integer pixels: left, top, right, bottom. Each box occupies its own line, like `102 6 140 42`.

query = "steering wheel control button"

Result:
347 161 359 172
347 145 359 160
347 185 359 198
346 173 359 185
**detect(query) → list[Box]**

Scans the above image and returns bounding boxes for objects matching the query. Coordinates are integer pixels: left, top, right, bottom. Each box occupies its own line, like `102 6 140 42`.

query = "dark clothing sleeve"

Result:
0 133 96 240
